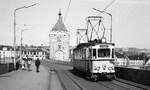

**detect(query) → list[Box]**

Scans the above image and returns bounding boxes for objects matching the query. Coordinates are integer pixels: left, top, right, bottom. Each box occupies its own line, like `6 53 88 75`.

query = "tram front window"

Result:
98 49 110 58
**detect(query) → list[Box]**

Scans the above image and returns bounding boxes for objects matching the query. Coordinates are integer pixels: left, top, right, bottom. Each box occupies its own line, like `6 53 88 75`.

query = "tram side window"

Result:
98 49 110 57
86 48 90 59
88 48 92 59
75 52 77 59
80 49 82 59
92 49 97 58
112 49 114 58
82 49 85 59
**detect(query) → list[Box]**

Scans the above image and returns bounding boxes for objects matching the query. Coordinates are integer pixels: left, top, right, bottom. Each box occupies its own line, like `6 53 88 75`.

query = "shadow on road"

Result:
68 69 112 82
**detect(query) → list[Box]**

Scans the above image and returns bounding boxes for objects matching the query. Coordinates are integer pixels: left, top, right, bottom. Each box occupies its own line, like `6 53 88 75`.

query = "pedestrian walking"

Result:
35 58 41 72
27 58 32 71
16 60 20 70
21 60 25 70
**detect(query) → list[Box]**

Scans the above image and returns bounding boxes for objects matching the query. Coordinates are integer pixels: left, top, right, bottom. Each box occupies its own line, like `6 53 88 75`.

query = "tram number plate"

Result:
100 45 108 48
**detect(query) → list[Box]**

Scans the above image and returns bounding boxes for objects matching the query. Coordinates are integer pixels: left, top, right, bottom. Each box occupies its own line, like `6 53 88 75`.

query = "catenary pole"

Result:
13 4 36 69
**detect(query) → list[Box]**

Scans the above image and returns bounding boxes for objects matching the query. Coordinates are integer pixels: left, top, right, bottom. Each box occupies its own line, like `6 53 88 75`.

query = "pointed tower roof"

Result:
52 10 67 31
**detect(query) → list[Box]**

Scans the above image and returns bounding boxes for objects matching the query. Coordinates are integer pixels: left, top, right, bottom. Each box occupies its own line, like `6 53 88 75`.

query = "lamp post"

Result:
92 8 112 43
20 29 29 62
14 4 36 69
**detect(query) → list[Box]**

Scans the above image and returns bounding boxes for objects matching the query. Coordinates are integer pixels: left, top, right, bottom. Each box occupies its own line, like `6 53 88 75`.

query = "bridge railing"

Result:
44 59 72 66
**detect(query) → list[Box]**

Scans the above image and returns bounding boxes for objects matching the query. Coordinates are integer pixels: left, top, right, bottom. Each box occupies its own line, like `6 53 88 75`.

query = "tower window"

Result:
58 45 61 49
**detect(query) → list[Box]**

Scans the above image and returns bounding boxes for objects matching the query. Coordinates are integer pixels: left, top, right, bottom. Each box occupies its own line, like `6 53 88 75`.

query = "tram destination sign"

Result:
99 45 109 48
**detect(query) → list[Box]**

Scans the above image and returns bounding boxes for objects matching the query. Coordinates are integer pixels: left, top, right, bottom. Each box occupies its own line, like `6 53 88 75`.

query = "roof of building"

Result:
0 45 13 51
52 11 67 32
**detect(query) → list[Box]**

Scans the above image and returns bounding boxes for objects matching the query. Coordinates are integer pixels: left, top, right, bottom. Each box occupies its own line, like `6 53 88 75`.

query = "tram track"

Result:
114 79 149 90
66 68 146 90
42 60 83 90
63 70 84 90
98 81 130 90
97 78 148 90
66 69 116 90
111 81 130 90
44 64 83 90
42 61 150 90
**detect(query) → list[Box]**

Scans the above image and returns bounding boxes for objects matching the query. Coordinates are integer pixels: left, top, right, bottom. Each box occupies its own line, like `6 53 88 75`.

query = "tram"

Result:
72 39 115 81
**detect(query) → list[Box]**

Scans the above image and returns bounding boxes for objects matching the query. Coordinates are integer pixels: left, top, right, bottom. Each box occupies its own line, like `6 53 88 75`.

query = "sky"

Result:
0 0 150 49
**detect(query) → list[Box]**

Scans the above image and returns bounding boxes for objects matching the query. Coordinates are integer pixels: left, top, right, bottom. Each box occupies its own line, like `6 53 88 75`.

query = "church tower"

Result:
49 11 70 61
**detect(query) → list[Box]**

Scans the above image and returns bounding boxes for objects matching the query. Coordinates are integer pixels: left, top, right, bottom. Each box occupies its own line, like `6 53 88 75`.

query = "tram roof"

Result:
75 40 115 49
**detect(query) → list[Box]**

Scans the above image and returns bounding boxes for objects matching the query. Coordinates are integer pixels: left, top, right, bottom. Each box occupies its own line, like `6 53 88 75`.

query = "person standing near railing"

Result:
27 58 32 71
21 59 25 70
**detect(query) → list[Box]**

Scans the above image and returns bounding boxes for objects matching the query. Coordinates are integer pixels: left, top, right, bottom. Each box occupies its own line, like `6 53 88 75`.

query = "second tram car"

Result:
73 40 115 81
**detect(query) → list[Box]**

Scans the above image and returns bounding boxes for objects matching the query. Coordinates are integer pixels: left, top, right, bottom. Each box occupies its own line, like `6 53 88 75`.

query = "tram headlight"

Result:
94 66 101 71
108 66 114 71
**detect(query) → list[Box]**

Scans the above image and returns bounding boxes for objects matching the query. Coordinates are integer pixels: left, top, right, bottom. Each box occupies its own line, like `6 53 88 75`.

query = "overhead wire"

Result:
64 0 72 22
96 0 115 15
102 0 116 12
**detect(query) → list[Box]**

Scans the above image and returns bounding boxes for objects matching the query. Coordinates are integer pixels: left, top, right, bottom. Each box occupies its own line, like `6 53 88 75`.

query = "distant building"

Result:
49 11 70 61
21 46 47 60
0 45 17 63
0 45 48 63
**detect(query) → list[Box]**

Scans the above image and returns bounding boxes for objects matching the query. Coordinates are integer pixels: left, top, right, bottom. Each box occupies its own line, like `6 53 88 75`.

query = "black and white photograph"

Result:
0 0 150 90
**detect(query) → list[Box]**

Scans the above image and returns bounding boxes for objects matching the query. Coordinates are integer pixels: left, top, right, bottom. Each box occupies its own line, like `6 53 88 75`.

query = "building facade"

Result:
0 45 48 63
49 11 70 61
21 47 46 60
0 45 18 63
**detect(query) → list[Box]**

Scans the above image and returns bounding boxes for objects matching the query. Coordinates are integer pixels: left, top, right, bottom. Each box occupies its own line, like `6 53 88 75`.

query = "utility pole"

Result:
14 4 36 69
20 29 29 62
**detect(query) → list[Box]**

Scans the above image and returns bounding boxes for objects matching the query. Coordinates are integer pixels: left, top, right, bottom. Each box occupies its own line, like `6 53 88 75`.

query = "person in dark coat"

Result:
35 58 41 72
16 60 20 70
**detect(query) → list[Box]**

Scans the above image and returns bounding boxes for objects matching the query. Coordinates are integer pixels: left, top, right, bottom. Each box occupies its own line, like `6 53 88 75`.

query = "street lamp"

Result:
20 29 29 62
14 4 36 69
92 8 112 43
